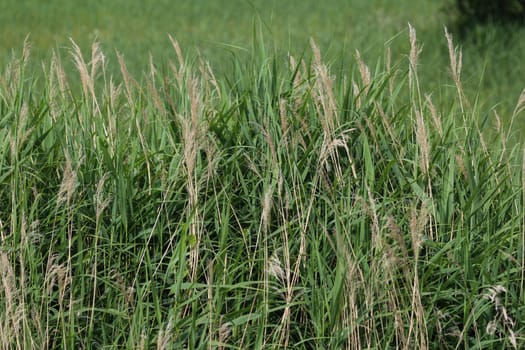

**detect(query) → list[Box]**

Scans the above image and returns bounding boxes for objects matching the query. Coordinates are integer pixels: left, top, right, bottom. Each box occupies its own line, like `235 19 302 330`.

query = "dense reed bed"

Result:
1 28 524 349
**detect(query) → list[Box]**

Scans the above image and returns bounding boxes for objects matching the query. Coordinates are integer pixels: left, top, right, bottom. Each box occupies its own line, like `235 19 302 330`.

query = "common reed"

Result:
0 26 523 349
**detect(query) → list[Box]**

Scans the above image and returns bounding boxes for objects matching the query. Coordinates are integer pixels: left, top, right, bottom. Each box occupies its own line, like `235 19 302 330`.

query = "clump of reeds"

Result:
0 26 523 349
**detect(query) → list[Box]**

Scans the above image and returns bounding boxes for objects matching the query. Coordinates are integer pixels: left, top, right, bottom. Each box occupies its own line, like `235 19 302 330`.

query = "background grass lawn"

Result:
2 0 524 126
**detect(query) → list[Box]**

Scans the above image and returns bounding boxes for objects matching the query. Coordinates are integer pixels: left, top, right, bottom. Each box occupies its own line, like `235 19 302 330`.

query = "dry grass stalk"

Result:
318 135 352 184
0 62 13 103
10 102 33 162
57 152 78 206
103 78 120 158
494 110 502 135
18 213 28 291
137 329 147 350
355 50 371 95
89 41 105 87
218 322 232 348
277 217 295 348
116 50 137 110
393 307 408 349
387 216 409 260
279 98 289 151
198 51 222 101
70 39 103 114
310 39 351 184
408 24 421 91
89 170 107 335
416 110 430 177
134 109 153 194
337 231 363 350
384 270 408 350
483 285 517 349
268 252 285 282
352 81 362 110
108 78 122 112
168 35 185 86
425 95 442 139
344 284 361 349
261 182 274 236
180 75 210 281
0 66 8 103
513 88 525 117
444 28 462 85
415 106 437 239
47 51 70 121
455 152 468 181
363 114 379 150
147 53 167 114
288 54 300 90
491 111 508 167
21 35 31 67
268 250 292 348
386 46 395 98
95 174 110 223
52 51 69 99
261 121 278 170
0 252 18 348
367 186 381 250
45 256 70 315
156 318 173 350
505 88 525 146
0 36 31 104
288 54 308 119
310 38 337 136
183 76 207 175
407 204 429 349
111 269 135 310
279 55 310 151
410 203 428 258
409 278 428 350
475 126 491 174
444 28 467 113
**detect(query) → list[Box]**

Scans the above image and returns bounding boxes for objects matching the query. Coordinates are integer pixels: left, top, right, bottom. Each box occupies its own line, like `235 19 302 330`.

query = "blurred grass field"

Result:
2 0 524 123
0 1 440 57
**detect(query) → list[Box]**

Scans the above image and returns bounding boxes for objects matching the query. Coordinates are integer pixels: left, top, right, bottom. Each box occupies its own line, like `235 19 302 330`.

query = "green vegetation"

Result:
1 1 525 349
1 24 525 348
451 0 525 23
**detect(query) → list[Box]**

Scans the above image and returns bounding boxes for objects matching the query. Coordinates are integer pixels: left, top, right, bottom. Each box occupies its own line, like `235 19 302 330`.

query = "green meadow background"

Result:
1 0 524 122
